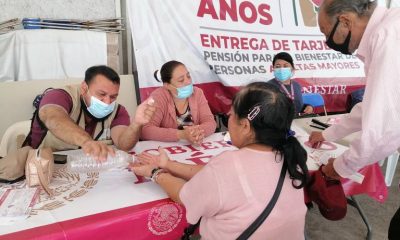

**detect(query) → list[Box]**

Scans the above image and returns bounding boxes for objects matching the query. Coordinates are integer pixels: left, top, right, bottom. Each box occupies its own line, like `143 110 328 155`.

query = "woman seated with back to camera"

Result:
132 82 309 240
268 52 313 116
140 60 216 144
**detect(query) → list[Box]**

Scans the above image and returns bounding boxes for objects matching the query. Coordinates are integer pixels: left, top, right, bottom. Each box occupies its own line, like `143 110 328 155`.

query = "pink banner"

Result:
140 79 365 114
129 0 367 114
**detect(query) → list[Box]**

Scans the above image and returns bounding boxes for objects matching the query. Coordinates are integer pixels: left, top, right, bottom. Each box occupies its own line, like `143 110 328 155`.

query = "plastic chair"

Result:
302 93 327 116
381 150 400 186
0 120 31 157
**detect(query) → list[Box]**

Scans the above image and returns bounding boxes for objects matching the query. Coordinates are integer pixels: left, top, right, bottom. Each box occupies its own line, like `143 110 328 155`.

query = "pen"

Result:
309 124 325 130
311 119 330 128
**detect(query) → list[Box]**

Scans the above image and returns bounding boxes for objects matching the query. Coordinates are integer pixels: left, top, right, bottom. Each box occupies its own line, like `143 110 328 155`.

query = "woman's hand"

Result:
129 161 155 178
303 105 314 114
136 147 170 169
181 125 205 145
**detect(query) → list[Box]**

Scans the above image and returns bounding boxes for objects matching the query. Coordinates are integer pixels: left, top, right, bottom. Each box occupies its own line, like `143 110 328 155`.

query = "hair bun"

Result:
153 70 162 82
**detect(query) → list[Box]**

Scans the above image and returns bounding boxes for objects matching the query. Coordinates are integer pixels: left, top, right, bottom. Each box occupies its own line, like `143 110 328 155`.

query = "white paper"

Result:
0 187 39 225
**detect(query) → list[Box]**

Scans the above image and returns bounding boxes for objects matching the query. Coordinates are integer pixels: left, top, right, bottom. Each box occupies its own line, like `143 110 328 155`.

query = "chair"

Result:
380 150 400 186
302 93 327 116
0 120 31 157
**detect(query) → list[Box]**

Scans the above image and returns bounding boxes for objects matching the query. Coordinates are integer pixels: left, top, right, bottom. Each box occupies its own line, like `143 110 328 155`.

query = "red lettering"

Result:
272 39 281 50
184 144 201 152
309 40 317 50
219 0 238 21
197 0 219 19
231 37 239 49
200 34 210 47
198 0 272 26
164 146 187 155
259 39 269 50
201 142 219 150
239 1 257 24
258 4 273 25
133 175 150 184
186 155 213 165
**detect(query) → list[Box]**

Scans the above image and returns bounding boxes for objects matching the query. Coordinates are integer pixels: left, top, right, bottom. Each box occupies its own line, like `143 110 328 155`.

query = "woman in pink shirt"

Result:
132 82 309 239
140 60 216 143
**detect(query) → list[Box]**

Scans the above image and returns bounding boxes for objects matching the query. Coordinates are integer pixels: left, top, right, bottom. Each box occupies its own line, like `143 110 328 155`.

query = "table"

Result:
293 114 359 147
0 133 236 240
0 128 387 240
293 116 387 202
293 115 388 240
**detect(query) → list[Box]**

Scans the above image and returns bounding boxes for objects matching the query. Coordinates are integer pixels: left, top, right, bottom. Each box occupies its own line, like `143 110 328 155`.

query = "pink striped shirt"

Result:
140 86 216 142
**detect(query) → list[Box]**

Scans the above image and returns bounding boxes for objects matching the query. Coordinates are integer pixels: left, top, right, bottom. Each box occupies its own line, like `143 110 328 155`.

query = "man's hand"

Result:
309 131 325 148
133 98 156 126
81 140 115 162
303 105 314 114
322 158 341 180
137 147 170 169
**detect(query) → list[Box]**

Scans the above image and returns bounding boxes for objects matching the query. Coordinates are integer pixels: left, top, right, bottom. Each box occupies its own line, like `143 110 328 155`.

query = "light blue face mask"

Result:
274 68 293 81
175 83 193 99
87 95 116 119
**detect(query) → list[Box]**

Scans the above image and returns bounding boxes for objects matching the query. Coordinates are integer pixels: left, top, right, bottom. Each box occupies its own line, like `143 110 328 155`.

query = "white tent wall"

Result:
390 0 400 7
0 0 116 22
0 0 138 138
0 0 131 75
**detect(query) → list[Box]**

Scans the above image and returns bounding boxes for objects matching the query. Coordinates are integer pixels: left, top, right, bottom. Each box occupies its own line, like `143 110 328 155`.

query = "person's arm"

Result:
38 89 114 161
140 91 181 142
164 161 203 181
309 103 363 145
331 32 400 177
322 103 363 142
195 89 217 137
39 105 92 146
156 172 186 203
111 99 156 151
131 159 221 224
129 162 186 203
112 124 142 151
136 148 203 180
40 105 114 160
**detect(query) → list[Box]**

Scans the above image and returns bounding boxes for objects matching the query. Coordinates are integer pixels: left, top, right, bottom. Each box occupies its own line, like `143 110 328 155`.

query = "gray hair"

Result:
322 0 377 19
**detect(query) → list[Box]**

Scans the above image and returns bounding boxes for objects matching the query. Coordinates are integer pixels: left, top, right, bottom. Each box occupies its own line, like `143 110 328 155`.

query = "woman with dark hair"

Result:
132 82 309 239
268 52 313 116
140 60 216 143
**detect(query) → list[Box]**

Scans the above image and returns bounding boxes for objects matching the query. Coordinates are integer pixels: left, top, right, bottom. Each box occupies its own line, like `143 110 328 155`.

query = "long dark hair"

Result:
232 82 309 188
154 60 184 83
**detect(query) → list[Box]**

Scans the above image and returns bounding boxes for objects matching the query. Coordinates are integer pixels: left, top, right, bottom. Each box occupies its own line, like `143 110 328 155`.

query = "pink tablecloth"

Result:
0 133 388 240
341 163 387 203
0 199 188 240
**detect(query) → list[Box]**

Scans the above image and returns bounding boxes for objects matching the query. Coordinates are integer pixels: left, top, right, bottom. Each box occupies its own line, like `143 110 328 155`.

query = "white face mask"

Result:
86 91 116 119
274 68 293 81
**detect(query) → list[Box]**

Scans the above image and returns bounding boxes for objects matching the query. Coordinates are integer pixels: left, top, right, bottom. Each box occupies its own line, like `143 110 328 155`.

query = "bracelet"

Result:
154 170 166 183
150 168 166 182
150 167 161 179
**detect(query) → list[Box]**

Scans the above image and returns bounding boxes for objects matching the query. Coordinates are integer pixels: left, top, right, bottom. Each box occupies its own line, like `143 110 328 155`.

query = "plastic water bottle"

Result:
67 150 133 173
